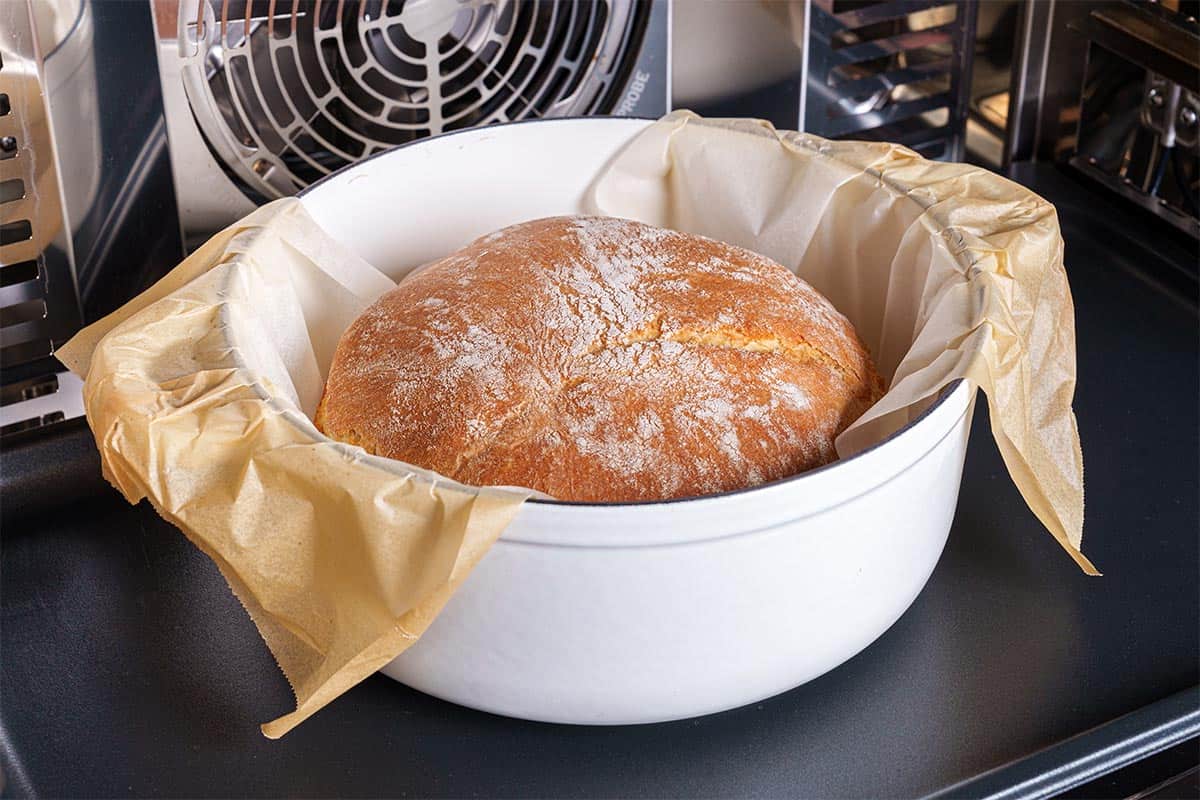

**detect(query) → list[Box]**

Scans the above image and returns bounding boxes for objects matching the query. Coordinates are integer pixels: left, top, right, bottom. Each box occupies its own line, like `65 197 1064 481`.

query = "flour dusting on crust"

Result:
316 216 884 502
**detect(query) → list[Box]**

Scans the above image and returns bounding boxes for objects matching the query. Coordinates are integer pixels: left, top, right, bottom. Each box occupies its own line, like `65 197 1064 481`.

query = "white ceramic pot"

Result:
300 118 976 725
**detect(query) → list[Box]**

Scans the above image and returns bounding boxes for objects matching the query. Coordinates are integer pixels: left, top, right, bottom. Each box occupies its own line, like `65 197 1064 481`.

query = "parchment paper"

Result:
56 200 531 738
590 112 1094 574
57 111 1095 739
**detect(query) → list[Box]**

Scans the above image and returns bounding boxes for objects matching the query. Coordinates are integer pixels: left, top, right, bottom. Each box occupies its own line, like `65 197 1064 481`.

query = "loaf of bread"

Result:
316 216 884 502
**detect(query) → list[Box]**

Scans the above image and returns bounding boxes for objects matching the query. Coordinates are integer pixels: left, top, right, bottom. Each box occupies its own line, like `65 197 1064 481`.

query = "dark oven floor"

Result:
1 163 1197 799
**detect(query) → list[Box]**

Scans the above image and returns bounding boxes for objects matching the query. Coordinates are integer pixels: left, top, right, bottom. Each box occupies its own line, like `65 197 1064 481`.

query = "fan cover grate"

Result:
180 0 644 198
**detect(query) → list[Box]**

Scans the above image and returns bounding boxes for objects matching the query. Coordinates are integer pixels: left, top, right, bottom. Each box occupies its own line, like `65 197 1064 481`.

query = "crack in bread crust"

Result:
451 394 539 475
598 317 859 382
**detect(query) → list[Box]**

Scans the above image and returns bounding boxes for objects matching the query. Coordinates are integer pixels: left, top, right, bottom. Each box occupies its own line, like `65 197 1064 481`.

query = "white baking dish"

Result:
298 118 976 725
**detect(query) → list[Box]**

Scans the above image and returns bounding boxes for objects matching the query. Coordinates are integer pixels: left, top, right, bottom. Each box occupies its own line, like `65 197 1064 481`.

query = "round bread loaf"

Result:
316 216 884 502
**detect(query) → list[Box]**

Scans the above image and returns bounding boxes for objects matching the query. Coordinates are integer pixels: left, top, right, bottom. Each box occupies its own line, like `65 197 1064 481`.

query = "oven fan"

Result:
179 0 646 200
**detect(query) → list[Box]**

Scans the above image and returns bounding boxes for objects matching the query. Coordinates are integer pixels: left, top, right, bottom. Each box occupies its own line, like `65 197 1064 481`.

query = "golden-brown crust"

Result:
317 216 884 502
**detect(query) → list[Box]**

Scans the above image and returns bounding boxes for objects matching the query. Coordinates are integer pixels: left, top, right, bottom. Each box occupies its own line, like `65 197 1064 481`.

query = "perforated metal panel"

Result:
0 1 86 435
0 1 181 438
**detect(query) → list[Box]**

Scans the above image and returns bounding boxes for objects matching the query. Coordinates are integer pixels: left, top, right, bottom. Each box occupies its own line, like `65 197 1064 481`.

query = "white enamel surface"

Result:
300 118 976 724
384 391 971 724
301 118 654 283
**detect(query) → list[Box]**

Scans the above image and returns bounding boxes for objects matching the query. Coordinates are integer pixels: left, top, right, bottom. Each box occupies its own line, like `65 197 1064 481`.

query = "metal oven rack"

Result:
804 0 977 162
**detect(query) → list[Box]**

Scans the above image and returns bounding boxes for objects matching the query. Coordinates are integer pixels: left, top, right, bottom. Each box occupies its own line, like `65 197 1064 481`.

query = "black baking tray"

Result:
1 163 1197 798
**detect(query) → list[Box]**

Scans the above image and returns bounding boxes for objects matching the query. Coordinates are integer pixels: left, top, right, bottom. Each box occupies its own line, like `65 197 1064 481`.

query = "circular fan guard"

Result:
180 0 644 199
